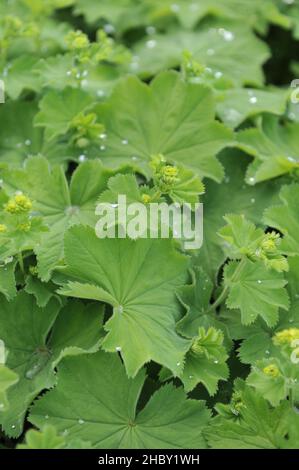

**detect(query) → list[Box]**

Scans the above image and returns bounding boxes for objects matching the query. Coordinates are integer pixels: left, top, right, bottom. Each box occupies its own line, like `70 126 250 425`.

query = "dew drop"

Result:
117 304 123 313
146 26 156 35
146 39 157 49
25 139 31 146
265 350 270 355
249 96 257 104
214 360 219 364
100 145 106 151
45 415 49 419
289 318 294 323
218 28 235 41
116 346 122 352
189 375 193 379
66 70 72 77
78 419 84 425
82 70 88 78
248 177 255 184
0 403 4 410
80 79 88 88
288 112 296 120
122 139 129 145
99 133 107 140
287 156 298 163
189 3 199 11
97 90 105 98
78 154 86 162
11 425 16 429
131 155 139 161
170 3 180 12
104 24 115 34
257 280 262 284
225 108 242 123
76 72 81 79
214 71 223 79
176 362 181 366
251 198 255 203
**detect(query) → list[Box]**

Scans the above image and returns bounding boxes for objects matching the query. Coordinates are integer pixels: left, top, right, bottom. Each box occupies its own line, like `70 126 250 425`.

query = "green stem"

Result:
18 252 24 274
208 257 247 313
289 387 294 409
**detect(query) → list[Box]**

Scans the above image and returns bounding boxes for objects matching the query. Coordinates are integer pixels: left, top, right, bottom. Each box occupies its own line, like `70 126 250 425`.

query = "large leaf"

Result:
216 88 288 129
0 365 18 413
205 381 292 449
224 259 289 327
35 87 93 141
264 184 299 254
29 351 210 449
58 225 190 377
96 70 232 182
133 24 270 86
236 116 299 184
1 156 124 280
1 56 42 100
0 101 43 166
195 149 282 278
0 292 104 437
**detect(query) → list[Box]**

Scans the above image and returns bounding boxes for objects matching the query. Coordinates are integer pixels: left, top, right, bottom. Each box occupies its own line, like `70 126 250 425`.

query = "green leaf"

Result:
24 275 57 307
0 292 104 437
29 351 210 449
217 87 288 129
18 425 65 449
35 88 93 141
96 70 232 182
0 364 18 413
133 23 269 86
218 214 264 259
177 266 231 349
205 381 292 449
179 327 229 395
165 0 290 31
1 56 42 100
224 259 289 326
264 184 299 254
236 116 299 184
57 225 190 377
167 165 205 204
247 359 287 407
0 101 42 166
0 260 17 301
195 149 282 278
1 156 123 280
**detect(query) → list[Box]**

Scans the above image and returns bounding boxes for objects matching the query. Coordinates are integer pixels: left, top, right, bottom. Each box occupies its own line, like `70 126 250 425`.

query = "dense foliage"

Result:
0 0 299 449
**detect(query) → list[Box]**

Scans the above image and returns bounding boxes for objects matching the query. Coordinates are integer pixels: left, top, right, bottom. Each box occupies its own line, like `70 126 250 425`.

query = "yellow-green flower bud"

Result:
65 30 89 50
17 221 31 232
141 194 151 204
273 328 299 346
262 364 280 378
4 194 32 214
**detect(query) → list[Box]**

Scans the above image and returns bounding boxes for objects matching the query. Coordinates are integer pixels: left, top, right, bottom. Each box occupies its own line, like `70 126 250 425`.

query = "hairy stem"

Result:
208 257 247 313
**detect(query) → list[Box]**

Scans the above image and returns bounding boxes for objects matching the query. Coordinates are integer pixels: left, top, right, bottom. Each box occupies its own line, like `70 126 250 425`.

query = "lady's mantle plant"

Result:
0 0 299 449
